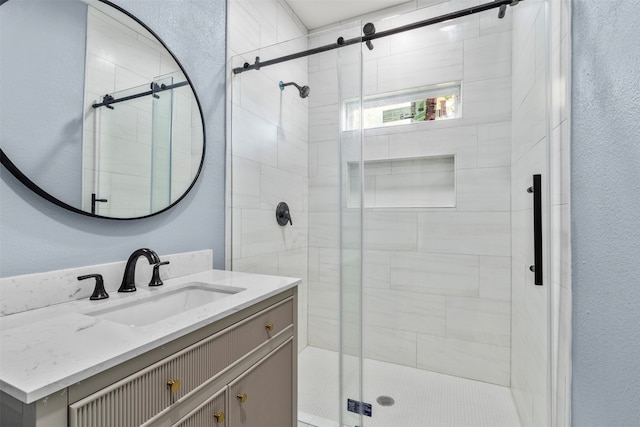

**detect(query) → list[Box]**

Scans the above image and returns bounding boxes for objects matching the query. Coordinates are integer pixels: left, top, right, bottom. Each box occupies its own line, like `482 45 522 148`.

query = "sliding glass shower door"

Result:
353 1 551 426
230 0 552 425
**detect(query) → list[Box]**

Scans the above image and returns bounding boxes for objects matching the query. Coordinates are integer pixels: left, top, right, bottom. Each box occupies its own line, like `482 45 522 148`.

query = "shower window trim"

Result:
342 81 462 131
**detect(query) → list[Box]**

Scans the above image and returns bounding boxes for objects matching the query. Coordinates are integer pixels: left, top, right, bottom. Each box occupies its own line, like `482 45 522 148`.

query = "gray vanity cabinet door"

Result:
227 339 293 427
171 387 226 427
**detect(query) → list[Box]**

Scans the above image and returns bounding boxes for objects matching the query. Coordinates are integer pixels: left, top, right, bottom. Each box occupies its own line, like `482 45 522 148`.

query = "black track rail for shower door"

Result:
232 0 522 74
92 81 189 109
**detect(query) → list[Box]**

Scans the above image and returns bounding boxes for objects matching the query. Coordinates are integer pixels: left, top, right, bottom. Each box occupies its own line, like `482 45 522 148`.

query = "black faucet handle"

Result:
78 274 109 300
150 261 170 287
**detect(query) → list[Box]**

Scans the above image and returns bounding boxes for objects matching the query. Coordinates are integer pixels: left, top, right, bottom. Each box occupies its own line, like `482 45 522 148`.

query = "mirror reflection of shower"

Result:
80 4 203 218
279 80 310 98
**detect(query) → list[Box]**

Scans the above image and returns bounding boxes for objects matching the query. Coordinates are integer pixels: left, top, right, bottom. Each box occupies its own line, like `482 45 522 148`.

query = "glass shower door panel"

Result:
337 25 364 427
356 3 551 426
95 83 152 217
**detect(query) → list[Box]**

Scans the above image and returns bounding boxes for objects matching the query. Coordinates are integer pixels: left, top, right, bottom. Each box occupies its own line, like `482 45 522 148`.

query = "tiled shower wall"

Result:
307 0 514 387
226 0 310 350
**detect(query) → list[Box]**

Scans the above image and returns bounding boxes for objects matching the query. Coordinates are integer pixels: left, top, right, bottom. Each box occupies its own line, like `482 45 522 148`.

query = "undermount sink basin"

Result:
87 282 245 327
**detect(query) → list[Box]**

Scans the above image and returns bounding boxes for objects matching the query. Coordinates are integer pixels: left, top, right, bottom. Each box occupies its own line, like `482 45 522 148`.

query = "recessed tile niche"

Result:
347 155 455 208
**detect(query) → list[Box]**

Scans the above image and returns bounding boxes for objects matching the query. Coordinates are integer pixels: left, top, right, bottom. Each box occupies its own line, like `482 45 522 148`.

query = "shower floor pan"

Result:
298 346 521 427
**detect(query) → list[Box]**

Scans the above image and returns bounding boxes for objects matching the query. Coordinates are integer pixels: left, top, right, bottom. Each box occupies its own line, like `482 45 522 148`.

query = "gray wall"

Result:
0 0 227 277
1 0 87 206
571 1 640 426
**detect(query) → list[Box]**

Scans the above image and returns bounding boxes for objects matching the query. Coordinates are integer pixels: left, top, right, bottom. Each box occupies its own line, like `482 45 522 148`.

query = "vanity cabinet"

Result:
172 339 293 427
227 339 293 426
1 288 297 427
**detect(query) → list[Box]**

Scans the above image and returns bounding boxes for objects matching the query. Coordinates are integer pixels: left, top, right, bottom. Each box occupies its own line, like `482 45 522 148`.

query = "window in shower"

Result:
343 81 461 130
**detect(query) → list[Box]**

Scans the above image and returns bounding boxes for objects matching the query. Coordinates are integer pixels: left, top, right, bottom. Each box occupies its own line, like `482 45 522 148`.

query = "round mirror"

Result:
0 0 205 219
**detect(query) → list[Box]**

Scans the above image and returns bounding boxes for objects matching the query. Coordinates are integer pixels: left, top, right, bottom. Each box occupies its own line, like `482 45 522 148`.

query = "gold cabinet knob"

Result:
214 412 225 423
236 392 247 403
265 323 274 331
167 379 181 393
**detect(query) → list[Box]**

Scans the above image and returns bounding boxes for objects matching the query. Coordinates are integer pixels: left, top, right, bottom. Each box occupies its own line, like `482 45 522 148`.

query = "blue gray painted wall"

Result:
0 0 227 276
572 1 640 425
1 0 87 206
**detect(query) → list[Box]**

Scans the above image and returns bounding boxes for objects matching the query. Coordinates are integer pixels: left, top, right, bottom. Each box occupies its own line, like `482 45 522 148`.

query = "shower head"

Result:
279 81 311 99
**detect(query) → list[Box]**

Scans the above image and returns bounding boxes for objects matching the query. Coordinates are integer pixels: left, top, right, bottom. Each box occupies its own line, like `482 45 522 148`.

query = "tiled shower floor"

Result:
298 346 521 427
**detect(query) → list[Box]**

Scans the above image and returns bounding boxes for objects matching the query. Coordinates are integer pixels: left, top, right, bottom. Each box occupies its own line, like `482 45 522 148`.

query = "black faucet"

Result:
118 248 161 292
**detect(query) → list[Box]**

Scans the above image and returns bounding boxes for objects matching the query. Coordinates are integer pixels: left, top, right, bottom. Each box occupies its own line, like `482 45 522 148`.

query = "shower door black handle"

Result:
527 174 543 286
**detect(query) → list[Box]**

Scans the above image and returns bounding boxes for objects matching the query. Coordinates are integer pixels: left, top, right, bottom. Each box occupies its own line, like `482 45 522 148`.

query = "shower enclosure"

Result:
230 0 554 425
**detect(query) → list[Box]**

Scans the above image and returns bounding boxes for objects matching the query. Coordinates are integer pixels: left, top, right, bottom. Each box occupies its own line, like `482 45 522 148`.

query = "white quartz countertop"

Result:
0 269 300 404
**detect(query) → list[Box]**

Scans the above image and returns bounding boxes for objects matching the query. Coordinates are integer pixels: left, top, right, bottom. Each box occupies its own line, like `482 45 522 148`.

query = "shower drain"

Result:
376 395 395 407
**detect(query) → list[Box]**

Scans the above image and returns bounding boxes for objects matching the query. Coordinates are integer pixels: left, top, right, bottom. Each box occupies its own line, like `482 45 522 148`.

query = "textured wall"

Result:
571 1 640 426
0 0 226 277
0 0 87 206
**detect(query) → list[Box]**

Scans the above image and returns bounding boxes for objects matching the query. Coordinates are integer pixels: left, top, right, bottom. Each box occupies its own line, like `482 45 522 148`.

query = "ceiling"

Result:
284 0 410 30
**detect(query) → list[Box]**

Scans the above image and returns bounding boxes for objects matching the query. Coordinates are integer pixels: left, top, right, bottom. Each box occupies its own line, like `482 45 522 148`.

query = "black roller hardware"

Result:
527 174 543 286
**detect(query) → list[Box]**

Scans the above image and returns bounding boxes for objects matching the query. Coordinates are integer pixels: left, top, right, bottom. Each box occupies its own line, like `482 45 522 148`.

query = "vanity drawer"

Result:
171 387 227 427
228 297 293 361
69 297 293 427
69 329 233 427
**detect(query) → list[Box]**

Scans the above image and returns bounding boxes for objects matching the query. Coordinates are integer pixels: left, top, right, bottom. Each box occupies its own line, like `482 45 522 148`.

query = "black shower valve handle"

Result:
280 209 293 225
276 202 293 226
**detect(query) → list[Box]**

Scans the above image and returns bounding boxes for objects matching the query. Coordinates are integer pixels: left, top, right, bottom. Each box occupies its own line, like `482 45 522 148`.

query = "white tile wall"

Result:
377 42 464 94
228 0 309 351
417 212 511 256
306 0 514 387
390 252 479 297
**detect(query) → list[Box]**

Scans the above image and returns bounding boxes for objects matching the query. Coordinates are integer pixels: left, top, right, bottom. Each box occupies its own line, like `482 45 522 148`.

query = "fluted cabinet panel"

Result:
70 332 232 427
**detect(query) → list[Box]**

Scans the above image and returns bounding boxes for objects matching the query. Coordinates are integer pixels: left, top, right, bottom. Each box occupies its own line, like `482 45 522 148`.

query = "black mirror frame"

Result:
0 0 206 220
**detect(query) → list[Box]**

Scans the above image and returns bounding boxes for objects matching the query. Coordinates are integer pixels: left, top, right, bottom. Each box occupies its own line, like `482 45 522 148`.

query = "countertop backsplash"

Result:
0 250 213 316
